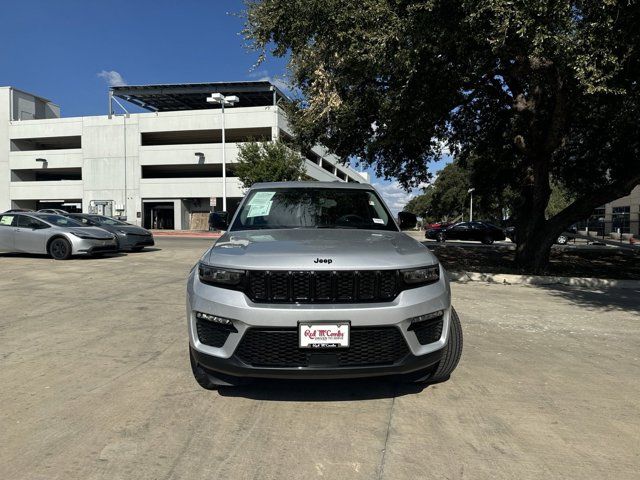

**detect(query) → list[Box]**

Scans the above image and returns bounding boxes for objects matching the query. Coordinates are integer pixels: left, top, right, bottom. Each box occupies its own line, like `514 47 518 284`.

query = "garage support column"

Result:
174 199 182 231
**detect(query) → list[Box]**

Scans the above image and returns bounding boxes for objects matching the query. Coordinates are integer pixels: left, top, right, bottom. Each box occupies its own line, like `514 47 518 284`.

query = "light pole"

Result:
206 93 239 211
468 188 475 221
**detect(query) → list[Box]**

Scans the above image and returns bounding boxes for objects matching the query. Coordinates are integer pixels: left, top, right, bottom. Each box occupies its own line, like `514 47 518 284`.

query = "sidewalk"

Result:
151 229 222 238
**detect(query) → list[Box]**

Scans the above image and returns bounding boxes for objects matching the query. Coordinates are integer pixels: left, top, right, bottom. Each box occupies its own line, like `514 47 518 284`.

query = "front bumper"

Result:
116 234 155 250
191 343 443 380
187 265 452 379
72 237 119 254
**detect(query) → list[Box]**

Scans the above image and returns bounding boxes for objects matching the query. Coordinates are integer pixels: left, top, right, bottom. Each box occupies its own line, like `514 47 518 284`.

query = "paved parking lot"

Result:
1 238 639 479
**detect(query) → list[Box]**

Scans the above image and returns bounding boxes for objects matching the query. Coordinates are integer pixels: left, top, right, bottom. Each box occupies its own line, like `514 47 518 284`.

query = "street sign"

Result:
210 197 217 207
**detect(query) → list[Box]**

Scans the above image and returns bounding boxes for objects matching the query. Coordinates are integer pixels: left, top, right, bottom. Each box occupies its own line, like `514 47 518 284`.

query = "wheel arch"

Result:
46 234 72 253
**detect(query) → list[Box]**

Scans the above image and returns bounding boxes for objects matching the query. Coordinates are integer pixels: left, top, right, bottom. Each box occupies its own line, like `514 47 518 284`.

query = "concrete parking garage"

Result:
1 238 638 480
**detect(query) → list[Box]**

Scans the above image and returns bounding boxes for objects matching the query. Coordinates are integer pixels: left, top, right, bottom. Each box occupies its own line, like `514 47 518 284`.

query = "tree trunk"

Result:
514 223 563 274
514 175 640 274
513 152 554 273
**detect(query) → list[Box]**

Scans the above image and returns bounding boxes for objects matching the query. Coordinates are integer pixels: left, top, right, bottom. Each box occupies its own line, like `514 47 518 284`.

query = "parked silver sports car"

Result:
66 213 155 251
0 212 118 260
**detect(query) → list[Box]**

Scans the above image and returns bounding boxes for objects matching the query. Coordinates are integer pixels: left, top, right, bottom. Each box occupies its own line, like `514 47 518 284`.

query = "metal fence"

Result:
572 220 639 248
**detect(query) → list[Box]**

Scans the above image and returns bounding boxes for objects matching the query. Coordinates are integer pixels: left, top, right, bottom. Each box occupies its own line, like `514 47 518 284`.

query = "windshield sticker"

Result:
0 216 14 225
248 191 276 207
372 218 384 224
247 201 273 218
368 200 376 206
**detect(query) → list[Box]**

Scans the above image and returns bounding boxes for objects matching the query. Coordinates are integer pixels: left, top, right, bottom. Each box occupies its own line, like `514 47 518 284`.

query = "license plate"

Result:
299 322 350 348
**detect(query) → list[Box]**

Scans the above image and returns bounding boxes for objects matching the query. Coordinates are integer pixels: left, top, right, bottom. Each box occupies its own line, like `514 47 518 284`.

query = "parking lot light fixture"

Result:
206 93 240 211
468 188 476 221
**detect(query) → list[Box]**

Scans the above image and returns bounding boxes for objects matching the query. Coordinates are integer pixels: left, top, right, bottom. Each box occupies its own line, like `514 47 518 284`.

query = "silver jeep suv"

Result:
187 182 462 388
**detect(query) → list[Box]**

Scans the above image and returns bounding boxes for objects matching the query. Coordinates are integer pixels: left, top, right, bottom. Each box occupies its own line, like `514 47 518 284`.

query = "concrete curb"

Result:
448 271 640 289
151 230 221 239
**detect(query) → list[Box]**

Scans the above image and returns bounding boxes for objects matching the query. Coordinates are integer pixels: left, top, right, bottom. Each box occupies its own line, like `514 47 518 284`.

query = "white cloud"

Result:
247 69 270 79
97 70 127 87
373 181 419 216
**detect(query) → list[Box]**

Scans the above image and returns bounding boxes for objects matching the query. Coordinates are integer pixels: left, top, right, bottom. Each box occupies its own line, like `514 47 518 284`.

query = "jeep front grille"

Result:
246 270 400 303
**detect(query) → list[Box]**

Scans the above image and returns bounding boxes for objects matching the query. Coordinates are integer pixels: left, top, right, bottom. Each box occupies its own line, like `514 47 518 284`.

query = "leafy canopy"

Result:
244 0 640 271
235 139 306 188
245 0 640 188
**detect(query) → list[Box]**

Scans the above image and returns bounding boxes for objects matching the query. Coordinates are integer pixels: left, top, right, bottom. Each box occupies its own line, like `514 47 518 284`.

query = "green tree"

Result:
546 181 574 219
235 139 306 188
244 0 640 273
429 162 471 221
404 189 433 220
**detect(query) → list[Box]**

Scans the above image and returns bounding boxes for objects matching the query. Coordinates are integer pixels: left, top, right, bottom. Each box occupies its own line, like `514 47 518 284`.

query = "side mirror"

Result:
398 211 417 230
209 211 229 231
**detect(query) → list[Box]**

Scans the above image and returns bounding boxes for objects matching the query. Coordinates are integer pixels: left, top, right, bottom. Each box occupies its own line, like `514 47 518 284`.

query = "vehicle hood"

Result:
67 227 115 240
102 224 151 236
204 229 438 270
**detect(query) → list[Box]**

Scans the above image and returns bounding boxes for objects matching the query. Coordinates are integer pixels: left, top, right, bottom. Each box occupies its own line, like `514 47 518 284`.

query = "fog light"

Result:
194 311 232 325
409 309 444 324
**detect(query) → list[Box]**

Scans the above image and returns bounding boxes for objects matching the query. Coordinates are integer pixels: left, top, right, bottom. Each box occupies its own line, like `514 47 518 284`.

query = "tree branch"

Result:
547 173 640 233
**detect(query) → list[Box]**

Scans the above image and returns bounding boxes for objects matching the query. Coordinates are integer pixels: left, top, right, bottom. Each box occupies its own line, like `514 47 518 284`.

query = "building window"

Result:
612 206 631 234
576 206 606 234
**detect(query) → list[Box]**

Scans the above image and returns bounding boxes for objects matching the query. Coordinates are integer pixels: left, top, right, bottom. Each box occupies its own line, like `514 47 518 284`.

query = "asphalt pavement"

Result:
1 237 638 479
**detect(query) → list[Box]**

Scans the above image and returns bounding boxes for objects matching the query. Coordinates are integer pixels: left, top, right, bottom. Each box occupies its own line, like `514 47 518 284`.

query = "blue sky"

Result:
0 0 449 211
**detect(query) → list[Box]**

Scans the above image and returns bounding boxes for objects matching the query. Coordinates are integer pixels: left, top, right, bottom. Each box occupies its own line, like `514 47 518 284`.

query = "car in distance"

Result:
37 208 69 215
426 221 506 244
187 182 463 389
504 225 577 245
67 213 155 251
0 212 118 260
3 208 34 213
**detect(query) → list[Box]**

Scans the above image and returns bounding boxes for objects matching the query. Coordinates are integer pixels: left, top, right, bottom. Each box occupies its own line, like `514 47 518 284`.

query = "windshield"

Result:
38 215 84 227
230 188 398 231
90 215 127 226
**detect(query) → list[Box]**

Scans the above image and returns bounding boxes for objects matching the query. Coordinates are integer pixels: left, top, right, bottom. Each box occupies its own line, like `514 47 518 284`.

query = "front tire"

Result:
429 308 463 383
49 238 72 260
436 232 446 243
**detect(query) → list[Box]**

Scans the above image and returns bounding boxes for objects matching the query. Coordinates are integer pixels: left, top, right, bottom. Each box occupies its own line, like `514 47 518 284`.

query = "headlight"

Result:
70 232 97 240
401 264 440 286
198 263 245 286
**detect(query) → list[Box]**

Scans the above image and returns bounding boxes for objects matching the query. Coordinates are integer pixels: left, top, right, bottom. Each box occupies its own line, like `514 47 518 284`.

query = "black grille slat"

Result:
248 271 268 300
379 271 398 300
270 272 290 300
358 271 376 300
246 270 400 303
235 327 409 367
292 271 311 300
336 272 355 301
314 271 333 300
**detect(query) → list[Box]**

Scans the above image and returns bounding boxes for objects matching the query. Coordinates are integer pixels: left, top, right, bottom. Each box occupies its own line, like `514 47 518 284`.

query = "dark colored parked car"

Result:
504 225 577 245
426 221 506 244
67 214 155 251
37 209 69 215
2 208 34 213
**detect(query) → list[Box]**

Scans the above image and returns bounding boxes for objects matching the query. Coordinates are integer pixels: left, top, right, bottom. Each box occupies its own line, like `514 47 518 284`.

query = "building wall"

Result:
606 185 640 235
0 87 368 229
0 89 11 209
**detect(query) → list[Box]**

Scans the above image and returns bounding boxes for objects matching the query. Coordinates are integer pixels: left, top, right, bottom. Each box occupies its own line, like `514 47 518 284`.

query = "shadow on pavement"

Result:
536 284 640 314
217 377 434 401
